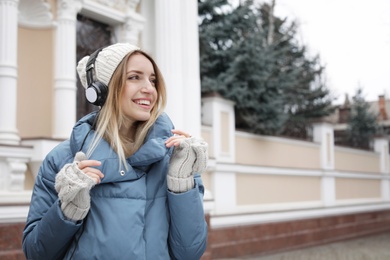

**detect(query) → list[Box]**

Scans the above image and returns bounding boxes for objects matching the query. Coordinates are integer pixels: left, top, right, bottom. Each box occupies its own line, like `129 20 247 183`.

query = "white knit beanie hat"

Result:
77 43 140 89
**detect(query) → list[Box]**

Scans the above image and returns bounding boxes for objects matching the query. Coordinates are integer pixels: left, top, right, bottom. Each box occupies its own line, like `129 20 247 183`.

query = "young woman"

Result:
22 43 208 259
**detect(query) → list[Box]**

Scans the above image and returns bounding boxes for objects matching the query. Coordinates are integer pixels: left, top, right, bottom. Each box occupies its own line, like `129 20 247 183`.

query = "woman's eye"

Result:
128 75 139 80
150 78 157 86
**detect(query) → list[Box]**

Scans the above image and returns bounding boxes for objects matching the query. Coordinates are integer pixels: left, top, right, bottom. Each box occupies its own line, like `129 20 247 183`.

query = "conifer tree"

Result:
346 88 379 149
198 0 335 136
198 0 232 94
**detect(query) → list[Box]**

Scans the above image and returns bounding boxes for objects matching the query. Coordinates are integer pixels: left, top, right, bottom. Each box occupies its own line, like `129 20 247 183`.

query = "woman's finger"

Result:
171 129 191 138
165 135 185 148
77 160 104 184
78 159 101 169
82 168 104 184
86 173 103 184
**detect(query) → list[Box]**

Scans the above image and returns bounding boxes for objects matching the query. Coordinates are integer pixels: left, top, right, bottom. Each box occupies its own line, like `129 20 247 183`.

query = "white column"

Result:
139 0 155 55
0 0 20 145
202 96 236 214
374 137 390 174
117 11 144 46
313 122 336 206
53 0 81 139
202 96 235 163
374 137 390 201
381 177 390 202
155 0 184 130
181 0 201 137
321 175 336 207
212 171 236 213
313 122 335 170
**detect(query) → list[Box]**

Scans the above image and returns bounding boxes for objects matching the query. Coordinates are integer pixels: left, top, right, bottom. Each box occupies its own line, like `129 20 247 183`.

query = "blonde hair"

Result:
86 51 167 169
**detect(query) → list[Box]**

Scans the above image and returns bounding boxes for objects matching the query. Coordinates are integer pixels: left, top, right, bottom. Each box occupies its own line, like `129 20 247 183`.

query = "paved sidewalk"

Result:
230 232 390 260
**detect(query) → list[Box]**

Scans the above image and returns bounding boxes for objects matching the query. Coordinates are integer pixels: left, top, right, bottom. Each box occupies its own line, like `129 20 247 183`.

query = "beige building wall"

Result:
201 127 214 158
24 167 35 190
202 171 212 194
334 148 380 174
201 128 213 193
236 174 321 205
236 134 321 169
18 27 54 139
336 178 381 200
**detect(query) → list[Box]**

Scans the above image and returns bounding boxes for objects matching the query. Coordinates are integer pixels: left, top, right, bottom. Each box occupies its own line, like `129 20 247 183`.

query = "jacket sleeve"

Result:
167 174 208 260
22 144 83 260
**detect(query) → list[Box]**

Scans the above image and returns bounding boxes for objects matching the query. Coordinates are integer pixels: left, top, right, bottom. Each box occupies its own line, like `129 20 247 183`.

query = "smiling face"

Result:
120 53 158 125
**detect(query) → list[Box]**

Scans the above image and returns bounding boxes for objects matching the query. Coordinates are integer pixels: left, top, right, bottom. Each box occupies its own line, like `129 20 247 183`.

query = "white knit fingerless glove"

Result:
167 137 208 193
55 152 95 221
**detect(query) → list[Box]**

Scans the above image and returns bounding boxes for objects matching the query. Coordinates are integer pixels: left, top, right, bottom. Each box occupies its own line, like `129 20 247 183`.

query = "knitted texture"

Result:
76 43 140 89
167 137 208 193
55 152 95 221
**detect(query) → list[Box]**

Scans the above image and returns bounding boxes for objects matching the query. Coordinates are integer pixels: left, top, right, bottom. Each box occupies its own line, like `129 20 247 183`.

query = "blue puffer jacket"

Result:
22 112 208 260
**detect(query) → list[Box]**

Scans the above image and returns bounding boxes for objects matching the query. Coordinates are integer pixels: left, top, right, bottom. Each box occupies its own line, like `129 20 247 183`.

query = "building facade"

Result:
1 1 390 259
0 0 203 258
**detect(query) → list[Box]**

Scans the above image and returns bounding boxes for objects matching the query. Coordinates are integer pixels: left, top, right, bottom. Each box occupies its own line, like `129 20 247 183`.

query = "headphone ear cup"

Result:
86 81 108 106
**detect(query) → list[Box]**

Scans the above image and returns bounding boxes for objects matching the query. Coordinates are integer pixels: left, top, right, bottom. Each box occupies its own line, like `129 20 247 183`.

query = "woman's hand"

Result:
165 130 208 193
165 129 191 148
73 151 104 185
55 151 104 221
77 160 104 185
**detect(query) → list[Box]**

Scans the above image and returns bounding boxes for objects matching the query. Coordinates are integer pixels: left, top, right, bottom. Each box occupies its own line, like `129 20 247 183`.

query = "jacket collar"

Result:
69 112 173 168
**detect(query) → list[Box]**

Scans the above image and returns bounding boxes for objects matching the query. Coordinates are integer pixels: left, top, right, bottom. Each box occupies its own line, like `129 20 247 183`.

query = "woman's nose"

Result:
141 80 154 92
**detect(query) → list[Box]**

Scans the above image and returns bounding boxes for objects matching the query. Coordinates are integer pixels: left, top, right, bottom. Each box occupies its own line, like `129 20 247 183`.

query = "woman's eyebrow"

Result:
127 70 143 74
126 70 155 77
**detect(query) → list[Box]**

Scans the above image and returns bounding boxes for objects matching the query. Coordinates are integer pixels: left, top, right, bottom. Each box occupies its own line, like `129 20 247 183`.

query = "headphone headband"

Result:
86 47 103 86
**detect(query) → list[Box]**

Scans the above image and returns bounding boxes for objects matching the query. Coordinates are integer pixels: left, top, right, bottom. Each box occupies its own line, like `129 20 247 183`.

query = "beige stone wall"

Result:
334 147 380 174
336 178 381 200
18 27 54 138
235 134 321 169
201 126 386 209
200 104 389 227
236 174 321 205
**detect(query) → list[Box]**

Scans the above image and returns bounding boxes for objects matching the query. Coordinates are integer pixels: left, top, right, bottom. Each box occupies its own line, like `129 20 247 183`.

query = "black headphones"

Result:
85 47 108 106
